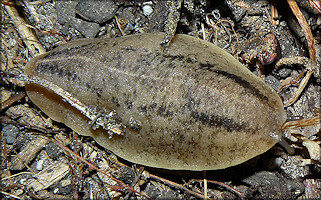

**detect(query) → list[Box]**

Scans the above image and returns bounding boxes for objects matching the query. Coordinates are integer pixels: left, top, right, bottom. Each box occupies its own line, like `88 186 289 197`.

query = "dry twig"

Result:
283 0 317 106
114 15 126 36
0 91 26 112
4 2 45 56
149 173 207 199
270 0 279 25
287 0 316 63
282 116 321 130
51 139 152 200
190 179 246 199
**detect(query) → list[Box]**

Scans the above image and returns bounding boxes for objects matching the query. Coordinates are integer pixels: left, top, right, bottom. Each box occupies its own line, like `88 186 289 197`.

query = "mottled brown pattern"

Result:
25 33 286 170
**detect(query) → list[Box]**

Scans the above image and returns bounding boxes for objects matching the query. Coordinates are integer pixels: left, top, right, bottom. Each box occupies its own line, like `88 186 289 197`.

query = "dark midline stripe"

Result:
35 62 103 97
199 63 269 104
191 111 253 132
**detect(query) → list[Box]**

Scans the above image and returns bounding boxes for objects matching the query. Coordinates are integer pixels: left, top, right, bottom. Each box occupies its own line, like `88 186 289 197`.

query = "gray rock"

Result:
242 171 305 199
56 0 100 38
265 75 282 91
2 124 19 144
55 0 78 25
75 0 118 24
71 18 100 38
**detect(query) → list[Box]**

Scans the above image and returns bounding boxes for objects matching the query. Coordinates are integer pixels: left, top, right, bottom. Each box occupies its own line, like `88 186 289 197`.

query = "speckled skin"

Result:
25 32 287 170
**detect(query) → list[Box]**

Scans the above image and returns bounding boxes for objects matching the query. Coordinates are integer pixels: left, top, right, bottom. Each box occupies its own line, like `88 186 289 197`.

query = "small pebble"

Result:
53 188 59 194
13 189 24 196
8 38 17 47
2 124 19 145
142 2 153 16
263 156 283 170
20 178 27 184
60 179 71 187
36 159 44 171
265 75 282 91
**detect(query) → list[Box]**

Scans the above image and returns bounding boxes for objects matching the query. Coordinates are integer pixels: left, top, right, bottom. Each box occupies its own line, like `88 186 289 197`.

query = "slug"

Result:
24 32 287 170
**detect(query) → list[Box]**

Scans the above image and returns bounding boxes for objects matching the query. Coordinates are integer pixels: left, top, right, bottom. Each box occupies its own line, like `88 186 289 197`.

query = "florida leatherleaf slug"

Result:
24 32 287 170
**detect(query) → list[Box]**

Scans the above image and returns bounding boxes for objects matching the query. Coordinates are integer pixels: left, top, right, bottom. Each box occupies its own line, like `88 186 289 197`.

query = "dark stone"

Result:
55 0 78 25
2 124 19 144
242 171 305 199
71 18 100 38
55 0 100 38
119 166 136 185
265 75 282 91
75 0 118 24
45 141 64 160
